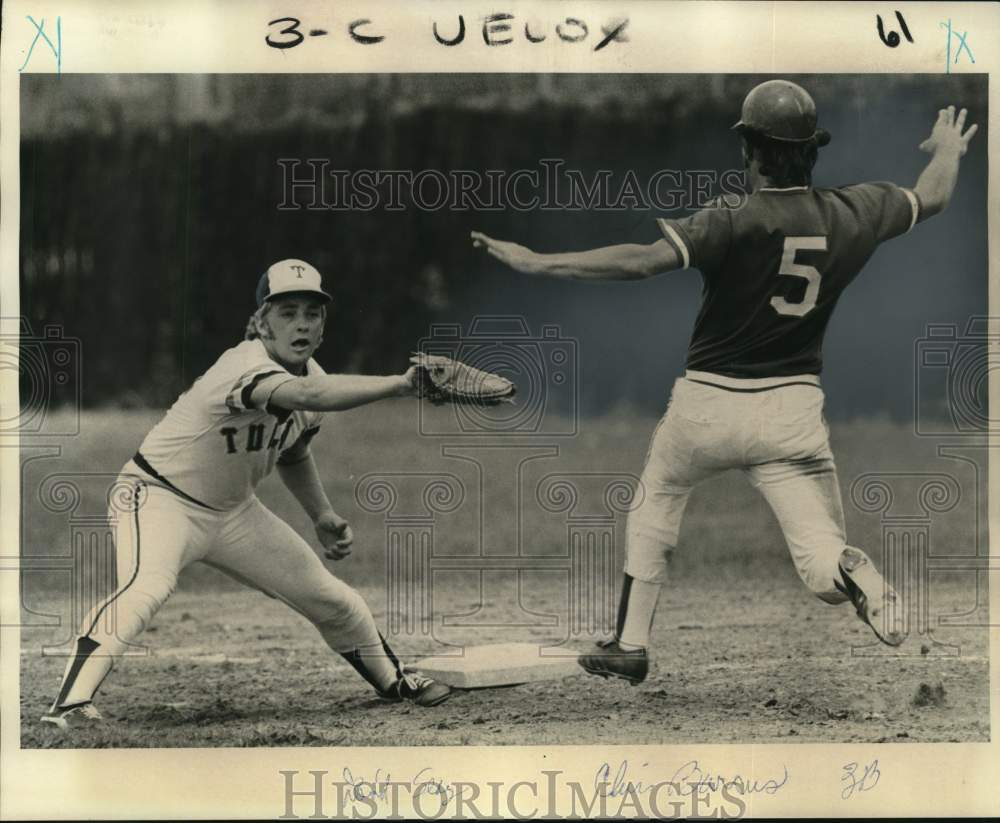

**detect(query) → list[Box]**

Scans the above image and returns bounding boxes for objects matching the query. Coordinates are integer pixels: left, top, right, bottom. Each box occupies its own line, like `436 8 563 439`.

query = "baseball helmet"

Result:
732 80 831 146
256 258 332 308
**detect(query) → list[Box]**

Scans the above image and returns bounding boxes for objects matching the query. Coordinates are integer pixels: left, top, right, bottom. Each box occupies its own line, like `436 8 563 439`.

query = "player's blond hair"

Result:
245 301 275 341
244 300 327 341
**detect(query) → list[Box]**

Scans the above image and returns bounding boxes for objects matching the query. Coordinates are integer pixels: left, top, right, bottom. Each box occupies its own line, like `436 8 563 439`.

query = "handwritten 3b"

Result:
841 760 880 800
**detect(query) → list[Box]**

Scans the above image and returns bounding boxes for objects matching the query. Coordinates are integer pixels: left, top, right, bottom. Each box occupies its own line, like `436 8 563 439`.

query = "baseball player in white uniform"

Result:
43 259 451 729
473 84 977 683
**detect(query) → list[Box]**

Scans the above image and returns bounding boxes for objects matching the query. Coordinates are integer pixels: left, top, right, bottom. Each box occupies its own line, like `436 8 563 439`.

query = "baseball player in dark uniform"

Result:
42 260 452 730
472 81 978 683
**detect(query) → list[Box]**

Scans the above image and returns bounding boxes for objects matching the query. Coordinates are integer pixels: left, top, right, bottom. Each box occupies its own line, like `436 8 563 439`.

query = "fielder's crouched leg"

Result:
42 573 178 728
211 497 452 707
312 594 452 706
43 480 192 728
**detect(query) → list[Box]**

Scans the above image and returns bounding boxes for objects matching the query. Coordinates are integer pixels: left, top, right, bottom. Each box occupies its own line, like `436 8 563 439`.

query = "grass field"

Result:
18 407 991 747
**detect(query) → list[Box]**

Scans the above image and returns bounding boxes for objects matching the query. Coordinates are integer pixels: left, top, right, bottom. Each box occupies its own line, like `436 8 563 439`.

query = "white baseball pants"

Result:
625 374 852 603
54 461 388 708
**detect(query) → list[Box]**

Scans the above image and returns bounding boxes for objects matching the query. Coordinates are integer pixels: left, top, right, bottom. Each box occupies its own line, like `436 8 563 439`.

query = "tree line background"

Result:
20 74 987 418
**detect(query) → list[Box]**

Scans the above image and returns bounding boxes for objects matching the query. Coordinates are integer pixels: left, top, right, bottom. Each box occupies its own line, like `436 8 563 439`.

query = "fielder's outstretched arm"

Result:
470 232 681 281
276 451 355 560
913 105 978 222
264 370 416 412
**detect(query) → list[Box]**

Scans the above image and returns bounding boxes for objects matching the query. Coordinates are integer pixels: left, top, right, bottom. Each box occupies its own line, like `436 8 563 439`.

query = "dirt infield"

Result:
20 576 988 748
17 410 991 748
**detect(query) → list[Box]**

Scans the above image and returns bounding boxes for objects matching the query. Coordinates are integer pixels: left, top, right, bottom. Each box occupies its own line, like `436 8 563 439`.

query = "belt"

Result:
684 369 822 394
131 451 221 511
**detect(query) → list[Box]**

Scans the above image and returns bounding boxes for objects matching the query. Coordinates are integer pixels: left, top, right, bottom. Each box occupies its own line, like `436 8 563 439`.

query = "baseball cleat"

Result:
578 639 649 685
378 672 453 707
40 701 104 730
835 547 904 647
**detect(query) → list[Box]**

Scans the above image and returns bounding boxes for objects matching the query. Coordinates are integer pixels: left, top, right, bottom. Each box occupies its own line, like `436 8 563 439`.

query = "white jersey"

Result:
133 339 325 510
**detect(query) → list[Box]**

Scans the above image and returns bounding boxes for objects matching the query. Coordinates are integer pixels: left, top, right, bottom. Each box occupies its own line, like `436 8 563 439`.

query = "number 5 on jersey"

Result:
771 236 827 317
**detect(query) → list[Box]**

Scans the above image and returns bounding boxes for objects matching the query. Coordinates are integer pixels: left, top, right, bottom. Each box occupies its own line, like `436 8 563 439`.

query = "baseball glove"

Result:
410 353 516 406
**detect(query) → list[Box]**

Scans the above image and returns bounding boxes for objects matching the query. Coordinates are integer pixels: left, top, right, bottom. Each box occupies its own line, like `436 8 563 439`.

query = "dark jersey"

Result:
656 183 920 378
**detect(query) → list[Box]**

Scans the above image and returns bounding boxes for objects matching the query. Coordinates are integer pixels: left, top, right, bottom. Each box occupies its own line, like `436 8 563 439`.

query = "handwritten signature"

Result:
341 766 455 804
595 759 789 799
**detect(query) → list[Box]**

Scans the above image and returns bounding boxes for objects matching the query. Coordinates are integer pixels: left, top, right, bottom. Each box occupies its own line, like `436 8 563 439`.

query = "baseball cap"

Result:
732 80 832 146
255 259 332 307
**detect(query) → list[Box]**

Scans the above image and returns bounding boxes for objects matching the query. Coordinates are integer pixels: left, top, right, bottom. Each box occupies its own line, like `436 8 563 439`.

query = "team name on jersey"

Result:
219 418 294 455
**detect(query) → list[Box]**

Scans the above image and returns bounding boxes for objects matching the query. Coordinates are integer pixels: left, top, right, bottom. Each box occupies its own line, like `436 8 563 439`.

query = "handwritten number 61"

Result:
877 11 914 47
